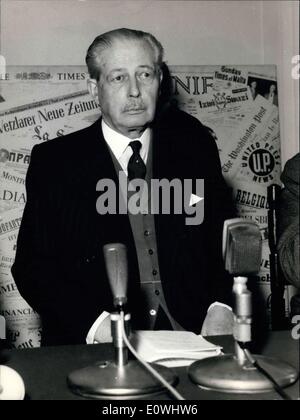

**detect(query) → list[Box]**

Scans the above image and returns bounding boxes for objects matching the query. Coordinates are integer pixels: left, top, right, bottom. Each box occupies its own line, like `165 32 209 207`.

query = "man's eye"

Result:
111 75 125 83
139 71 154 81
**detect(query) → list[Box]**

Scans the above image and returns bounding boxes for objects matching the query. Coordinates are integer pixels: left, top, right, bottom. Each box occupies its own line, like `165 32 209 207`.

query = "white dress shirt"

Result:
101 120 150 174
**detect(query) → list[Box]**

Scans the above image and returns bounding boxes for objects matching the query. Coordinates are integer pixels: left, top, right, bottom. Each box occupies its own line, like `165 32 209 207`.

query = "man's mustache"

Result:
123 102 146 112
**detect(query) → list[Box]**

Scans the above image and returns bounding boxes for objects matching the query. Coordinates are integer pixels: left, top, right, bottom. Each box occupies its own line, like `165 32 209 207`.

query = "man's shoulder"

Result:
282 153 300 182
31 119 101 161
158 106 204 130
157 106 215 149
285 153 300 175
281 153 300 196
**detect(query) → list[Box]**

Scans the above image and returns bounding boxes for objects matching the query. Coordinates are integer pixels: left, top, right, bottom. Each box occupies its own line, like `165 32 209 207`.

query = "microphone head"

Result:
223 218 262 276
103 243 128 308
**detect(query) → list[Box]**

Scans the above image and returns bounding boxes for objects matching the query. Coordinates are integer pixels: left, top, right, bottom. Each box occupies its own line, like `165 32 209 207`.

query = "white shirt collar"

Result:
101 119 150 173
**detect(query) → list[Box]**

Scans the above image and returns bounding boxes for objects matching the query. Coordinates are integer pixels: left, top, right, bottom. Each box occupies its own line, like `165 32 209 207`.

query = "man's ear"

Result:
159 69 163 85
87 78 98 99
157 69 163 97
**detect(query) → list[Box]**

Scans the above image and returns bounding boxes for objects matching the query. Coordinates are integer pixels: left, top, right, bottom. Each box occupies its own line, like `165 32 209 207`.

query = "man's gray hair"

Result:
86 28 164 80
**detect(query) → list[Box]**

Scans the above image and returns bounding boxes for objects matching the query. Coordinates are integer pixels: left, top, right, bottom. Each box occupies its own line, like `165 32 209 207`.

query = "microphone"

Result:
189 218 298 394
67 243 177 399
222 218 261 276
103 243 128 309
223 218 261 345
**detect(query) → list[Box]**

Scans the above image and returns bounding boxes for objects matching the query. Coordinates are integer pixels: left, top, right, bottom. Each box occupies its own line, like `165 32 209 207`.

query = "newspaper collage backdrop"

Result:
0 65 289 348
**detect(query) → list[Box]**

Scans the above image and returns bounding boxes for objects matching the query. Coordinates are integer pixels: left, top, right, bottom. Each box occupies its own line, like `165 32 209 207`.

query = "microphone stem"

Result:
233 276 252 365
234 341 248 366
115 348 128 367
111 312 131 367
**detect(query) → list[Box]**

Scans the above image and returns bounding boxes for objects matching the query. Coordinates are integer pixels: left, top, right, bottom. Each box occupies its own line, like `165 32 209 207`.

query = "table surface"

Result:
2 330 299 400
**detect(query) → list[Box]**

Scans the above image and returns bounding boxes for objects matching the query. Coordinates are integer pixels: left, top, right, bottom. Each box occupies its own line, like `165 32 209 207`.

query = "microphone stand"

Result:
188 276 298 393
68 242 178 399
67 308 177 399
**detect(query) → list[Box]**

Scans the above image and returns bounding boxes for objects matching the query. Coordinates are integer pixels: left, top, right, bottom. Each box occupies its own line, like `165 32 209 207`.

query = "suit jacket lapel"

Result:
74 119 134 254
82 118 119 186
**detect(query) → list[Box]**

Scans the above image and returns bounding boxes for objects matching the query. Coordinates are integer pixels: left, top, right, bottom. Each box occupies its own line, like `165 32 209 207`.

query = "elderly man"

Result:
12 28 234 346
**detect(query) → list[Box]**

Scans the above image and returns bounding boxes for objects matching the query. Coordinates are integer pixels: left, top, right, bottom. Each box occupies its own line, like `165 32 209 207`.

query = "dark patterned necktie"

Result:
127 140 147 181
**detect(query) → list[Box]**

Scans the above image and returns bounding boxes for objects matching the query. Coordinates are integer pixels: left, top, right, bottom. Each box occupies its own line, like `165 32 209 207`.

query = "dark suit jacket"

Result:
278 153 300 288
11 107 234 346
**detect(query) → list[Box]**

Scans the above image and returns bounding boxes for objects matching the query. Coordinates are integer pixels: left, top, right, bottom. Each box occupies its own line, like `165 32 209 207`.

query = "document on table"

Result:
131 330 223 367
